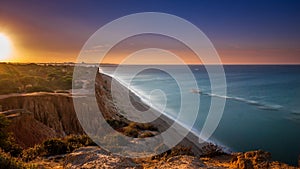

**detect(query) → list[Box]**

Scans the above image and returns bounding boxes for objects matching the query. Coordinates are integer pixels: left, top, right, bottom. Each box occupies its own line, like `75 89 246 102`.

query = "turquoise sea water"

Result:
100 65 300 165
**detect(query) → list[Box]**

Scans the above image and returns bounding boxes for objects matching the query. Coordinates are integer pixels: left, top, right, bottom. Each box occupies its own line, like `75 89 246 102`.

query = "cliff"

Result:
5 112 58 148
0 93 84 145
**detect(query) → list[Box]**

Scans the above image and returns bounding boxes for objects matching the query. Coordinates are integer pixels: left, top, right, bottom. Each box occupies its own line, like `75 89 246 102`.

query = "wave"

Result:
204 92 300 124
285 111 300 124
196 92 283 111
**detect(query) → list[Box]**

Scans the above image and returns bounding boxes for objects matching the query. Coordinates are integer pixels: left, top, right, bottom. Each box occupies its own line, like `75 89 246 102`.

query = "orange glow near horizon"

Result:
2 33 300 65
5 49 300 65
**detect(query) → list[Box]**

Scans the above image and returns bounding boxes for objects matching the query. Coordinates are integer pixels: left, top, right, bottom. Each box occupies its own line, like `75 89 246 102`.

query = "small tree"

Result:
0 114 10 148
43 138 68 156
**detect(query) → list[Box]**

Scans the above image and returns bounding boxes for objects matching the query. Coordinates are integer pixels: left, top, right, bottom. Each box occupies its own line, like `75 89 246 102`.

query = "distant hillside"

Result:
0 63 73 94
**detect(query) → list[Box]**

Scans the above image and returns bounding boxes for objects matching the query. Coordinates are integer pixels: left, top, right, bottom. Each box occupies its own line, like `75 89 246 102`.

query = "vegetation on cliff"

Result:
0 113 94 168
22 135 97 162
0 114 22 157
0 63 73 94
0 114 34 168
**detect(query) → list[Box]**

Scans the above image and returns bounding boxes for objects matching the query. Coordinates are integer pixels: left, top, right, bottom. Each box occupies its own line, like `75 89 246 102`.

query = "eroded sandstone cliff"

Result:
0 93 84 140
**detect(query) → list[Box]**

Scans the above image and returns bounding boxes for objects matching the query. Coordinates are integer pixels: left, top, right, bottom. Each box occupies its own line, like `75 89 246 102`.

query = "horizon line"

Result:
1 62 300 66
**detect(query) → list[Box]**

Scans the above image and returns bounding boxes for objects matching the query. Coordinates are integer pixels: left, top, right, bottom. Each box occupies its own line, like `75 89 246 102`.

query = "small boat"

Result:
190 89 202 94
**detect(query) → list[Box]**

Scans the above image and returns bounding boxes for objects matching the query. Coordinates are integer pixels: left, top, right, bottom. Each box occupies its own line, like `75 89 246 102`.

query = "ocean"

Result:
100 65 300 165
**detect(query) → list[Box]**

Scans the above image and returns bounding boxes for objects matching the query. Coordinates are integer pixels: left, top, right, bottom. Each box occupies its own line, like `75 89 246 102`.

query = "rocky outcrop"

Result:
64 146 205 169
64 147 298 169
199 150 298 169
145 155 205 168
64 146 140 169
230 150 272 169
229 150 297 169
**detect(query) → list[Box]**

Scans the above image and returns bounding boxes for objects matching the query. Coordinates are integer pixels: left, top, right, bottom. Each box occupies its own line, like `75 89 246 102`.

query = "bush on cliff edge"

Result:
22 135 96 161
0 114 23 157
0 149 36 169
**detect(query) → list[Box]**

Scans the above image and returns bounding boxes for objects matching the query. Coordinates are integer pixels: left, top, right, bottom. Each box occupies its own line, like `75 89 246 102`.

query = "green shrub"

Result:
0 149 36 169
0 115 23 157
199 143 225 157
0 79 19 94
0 114 10 145
22 135 96 161
43 138 67 156
127 122 158 131
123 126 139 138
25 86 53 93
0 149 23 169
136 123 158 131
21 145 44 162
139 132 154 138
106 119 127 129
2 135 23 157
65 135 96 152
152 145 194 160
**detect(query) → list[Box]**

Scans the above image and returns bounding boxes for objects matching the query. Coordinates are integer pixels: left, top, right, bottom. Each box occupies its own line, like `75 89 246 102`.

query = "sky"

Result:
0 0 299 64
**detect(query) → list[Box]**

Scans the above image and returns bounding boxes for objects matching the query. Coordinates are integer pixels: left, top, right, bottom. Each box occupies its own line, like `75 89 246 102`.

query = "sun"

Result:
0 33 12 61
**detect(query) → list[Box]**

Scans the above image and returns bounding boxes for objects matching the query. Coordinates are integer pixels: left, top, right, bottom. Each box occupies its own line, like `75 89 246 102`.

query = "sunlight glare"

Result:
0 33 12 61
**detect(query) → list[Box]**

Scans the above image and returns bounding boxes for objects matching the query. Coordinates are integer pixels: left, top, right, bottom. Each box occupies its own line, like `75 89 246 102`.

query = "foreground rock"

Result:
144 155 205 168
229 151 297 169
63 147 298 169
64 147 140 169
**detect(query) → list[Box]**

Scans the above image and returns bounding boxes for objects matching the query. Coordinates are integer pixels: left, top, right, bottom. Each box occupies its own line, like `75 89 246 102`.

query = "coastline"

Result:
97 71 214 156
0 69 298 167
95 72 299 167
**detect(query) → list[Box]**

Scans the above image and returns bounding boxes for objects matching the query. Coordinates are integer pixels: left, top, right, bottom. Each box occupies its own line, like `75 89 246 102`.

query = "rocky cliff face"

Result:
0 72 120 148
6 113 58 148
64 146 140 169
0 93 84 139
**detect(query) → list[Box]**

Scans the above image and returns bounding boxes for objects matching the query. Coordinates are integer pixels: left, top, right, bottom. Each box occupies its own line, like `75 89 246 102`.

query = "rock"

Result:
230 150 298 169
63 146 141 169
153 155 205 169
64 147 206 169
230 150 271 169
